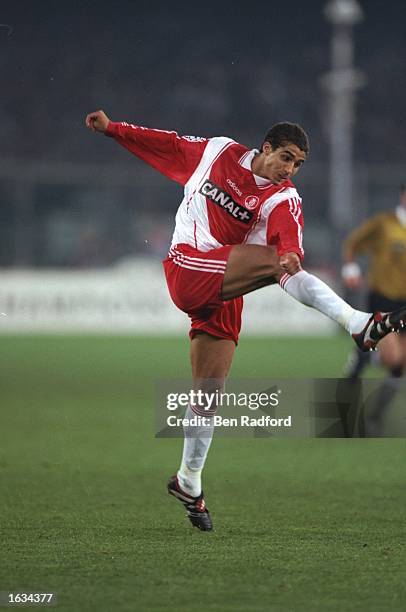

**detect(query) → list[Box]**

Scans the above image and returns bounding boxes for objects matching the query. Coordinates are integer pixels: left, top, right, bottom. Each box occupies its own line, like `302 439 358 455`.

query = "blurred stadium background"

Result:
0 0 405 334
1 2 405 611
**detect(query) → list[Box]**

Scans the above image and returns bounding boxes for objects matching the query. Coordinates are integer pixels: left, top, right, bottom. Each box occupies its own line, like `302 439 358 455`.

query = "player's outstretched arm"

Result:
85 110 111 133
85 112 209 185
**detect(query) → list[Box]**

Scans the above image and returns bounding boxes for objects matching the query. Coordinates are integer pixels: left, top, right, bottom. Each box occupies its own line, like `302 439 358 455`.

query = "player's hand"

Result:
85 110 110 133
341 262 362 289
280 252 302 275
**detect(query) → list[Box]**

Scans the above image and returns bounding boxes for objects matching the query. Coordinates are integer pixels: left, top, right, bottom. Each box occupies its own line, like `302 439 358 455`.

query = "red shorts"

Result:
163 243 243 344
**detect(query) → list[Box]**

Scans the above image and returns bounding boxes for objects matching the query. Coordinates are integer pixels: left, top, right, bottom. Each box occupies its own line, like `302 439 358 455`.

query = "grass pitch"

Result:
0 335 405 611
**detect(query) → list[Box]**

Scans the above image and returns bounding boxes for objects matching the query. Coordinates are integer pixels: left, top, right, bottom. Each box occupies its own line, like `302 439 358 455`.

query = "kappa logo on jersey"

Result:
199 180 253 224
244 195 259 210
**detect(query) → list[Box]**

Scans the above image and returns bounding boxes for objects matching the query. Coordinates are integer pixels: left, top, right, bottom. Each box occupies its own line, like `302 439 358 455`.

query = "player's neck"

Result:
251 152 270 181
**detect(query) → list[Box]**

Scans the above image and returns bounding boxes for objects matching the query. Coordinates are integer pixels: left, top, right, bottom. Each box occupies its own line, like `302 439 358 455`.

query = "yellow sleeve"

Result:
343 215 383 257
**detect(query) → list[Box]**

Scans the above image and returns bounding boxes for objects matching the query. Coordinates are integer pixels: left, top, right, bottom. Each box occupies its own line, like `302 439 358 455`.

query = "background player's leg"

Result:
367 334 404 435
177 333 235 497
402 334 406 371
222 245 370 335
378 333 403 369
344 348 371 380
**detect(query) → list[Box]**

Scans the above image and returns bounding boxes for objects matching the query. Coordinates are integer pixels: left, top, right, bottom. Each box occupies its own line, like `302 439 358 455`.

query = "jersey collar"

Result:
239 149 275 187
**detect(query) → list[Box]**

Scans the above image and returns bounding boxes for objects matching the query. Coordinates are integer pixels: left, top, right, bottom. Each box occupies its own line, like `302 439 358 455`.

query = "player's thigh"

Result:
190 332 235 386
221 244 281 300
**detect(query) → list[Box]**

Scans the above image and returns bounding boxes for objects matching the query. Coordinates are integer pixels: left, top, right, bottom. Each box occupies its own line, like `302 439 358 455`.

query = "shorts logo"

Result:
244 195 259 210
199 180 253 224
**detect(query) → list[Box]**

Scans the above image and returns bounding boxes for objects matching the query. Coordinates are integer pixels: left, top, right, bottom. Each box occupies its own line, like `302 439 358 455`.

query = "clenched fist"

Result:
85 110 111 133
279 252 302 276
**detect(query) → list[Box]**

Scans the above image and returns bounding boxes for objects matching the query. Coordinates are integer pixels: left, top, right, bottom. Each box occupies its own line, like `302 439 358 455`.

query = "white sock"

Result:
280 270 370 334
177 403 215 498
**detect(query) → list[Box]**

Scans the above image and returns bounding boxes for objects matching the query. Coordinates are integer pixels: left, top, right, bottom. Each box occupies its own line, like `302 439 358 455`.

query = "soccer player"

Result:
85 110 406 530
342 185 406 433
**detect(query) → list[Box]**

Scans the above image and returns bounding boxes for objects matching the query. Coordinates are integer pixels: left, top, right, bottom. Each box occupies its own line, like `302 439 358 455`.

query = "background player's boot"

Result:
352 307 406 352
167 475 213 531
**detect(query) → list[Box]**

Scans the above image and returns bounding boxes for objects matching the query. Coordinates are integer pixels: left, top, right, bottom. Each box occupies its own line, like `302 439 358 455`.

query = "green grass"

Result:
0 335 405 611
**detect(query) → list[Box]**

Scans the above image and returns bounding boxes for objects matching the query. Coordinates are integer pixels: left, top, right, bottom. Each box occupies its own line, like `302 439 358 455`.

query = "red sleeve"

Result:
105 121 208 185
266 200 304 260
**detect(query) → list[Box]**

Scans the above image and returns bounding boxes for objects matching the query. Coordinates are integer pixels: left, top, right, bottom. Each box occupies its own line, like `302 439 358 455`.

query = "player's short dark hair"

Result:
261 122 309 155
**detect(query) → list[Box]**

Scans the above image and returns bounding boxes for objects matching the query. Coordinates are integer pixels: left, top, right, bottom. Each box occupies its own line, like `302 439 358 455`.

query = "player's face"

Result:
262 143 306 183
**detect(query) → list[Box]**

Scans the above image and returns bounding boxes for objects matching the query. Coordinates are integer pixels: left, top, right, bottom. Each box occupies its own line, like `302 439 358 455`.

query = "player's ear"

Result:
262 141 272 155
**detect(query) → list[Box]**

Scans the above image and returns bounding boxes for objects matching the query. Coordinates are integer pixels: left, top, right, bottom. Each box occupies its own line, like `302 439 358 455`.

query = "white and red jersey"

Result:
106 122 304 259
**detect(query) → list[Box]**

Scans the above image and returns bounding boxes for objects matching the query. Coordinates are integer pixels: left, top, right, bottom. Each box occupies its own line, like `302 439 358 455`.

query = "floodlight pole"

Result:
323 0 365 238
